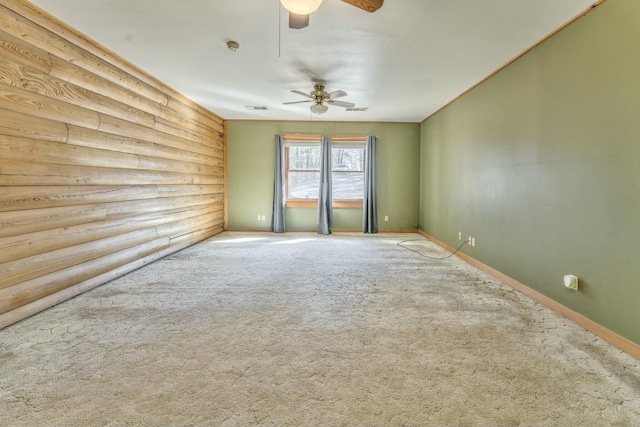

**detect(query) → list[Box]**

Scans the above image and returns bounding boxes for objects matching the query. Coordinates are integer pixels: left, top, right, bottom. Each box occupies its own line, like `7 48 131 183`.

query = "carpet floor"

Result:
1 232 639 426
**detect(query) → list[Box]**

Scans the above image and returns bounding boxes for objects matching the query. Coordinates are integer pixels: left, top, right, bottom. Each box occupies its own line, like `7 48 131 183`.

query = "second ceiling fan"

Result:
281 0 384 29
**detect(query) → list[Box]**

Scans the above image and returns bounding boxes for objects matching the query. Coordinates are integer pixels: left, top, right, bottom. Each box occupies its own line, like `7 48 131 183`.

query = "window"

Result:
331 146 364 200
285 140 365 208
286 145 321 201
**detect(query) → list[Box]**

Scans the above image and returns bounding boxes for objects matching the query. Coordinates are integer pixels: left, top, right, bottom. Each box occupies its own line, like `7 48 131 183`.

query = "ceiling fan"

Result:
284 84 355 114
281 0 384 29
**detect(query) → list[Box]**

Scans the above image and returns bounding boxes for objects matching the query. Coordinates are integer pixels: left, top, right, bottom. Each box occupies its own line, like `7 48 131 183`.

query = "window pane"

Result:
332 172 364 199
289 146 321 170
332 147 364 171
288 171 320 199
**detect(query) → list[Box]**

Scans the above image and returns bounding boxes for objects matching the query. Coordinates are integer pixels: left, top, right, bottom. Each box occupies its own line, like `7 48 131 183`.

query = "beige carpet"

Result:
1 232 639 426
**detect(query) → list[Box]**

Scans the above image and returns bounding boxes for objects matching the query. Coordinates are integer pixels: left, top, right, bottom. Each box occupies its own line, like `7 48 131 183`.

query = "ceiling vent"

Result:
245 106 268 111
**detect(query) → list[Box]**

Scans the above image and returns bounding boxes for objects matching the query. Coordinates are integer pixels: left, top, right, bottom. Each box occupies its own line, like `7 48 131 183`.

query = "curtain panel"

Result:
317 136 333 235
363 135 378 233
270 135 286 233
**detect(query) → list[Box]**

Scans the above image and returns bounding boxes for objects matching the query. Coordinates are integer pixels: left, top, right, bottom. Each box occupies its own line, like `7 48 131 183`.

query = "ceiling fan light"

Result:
280 0 322 15
310 103 328 115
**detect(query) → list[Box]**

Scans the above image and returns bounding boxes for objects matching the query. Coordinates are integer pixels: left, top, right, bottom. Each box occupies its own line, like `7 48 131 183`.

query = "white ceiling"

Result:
29 0 597 123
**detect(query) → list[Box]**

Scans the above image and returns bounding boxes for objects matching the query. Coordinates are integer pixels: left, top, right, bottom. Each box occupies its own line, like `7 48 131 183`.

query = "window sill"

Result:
334 200 363 209
285 200 363 209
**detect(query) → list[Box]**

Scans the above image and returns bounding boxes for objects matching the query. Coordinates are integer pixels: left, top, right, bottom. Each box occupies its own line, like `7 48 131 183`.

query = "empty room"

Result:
1 0 639 425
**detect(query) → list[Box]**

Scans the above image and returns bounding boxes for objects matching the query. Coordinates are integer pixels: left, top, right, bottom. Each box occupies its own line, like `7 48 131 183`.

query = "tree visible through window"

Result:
285 141 365 207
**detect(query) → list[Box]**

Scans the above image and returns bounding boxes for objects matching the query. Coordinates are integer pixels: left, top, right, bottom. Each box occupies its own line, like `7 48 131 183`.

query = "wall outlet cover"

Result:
564 274 579 291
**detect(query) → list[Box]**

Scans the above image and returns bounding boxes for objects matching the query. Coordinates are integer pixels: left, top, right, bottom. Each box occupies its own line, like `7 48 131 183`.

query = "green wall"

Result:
228 120 420 231
419 0 640 344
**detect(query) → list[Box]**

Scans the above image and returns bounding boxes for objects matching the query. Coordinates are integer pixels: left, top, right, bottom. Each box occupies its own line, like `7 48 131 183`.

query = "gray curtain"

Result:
270 135 285 233
363 135 378 233
317 136 332 235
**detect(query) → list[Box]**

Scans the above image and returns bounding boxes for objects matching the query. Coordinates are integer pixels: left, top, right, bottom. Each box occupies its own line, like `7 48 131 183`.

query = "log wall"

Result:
0 0 225 328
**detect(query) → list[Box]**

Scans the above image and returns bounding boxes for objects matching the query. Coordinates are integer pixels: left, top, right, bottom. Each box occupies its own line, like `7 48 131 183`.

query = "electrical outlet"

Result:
261 215 266 221
471 237 476 247
468 236 472 244
458 232 462 240
384 216 389 222
564 275 579 291
257 214 261 220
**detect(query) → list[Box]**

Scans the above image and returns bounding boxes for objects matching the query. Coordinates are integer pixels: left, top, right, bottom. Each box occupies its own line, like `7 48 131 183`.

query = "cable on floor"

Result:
397 239 469 260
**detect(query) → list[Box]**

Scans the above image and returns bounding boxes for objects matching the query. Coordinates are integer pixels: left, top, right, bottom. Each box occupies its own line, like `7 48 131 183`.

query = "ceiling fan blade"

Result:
340 0 383 13
284 100 313 105
327 100 356 108
291 90 313 99
328 90 347 99
289 12 309 29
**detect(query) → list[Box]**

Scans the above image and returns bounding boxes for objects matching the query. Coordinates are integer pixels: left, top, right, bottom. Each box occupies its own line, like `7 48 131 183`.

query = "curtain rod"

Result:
282 134 367 142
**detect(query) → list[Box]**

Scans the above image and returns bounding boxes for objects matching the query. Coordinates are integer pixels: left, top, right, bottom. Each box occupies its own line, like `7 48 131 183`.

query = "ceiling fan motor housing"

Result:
312 84 329 101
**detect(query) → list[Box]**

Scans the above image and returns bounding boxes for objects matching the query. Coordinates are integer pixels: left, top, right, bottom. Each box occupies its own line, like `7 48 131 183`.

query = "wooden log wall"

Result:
0 0 225 328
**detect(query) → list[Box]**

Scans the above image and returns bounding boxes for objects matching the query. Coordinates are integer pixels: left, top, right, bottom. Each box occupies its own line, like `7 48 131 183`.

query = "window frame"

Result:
284 138 365 209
